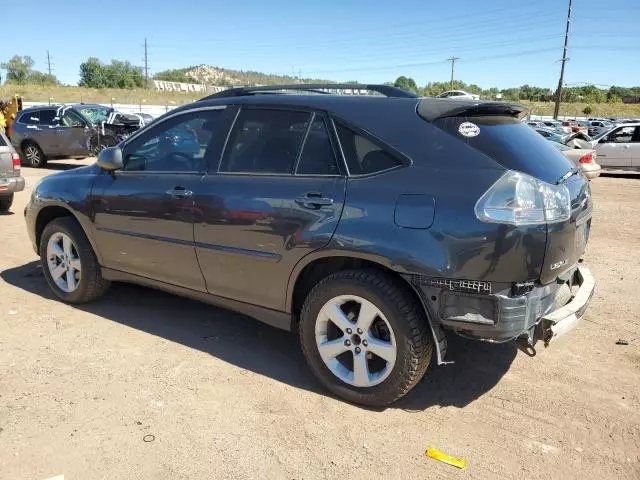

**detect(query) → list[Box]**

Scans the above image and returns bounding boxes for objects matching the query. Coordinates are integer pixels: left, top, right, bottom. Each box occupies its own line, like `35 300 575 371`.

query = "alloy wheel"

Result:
25 145 41 167
46 232 82 293
315 295 397 387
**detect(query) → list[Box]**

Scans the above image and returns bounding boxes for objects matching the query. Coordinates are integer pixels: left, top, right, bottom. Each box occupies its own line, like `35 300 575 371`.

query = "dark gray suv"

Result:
12 104 146 167
24 85 595 406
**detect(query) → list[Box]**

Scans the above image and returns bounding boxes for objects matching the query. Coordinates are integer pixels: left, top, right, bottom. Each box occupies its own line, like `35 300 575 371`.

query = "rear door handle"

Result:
295 193 334 208
166 186 193 198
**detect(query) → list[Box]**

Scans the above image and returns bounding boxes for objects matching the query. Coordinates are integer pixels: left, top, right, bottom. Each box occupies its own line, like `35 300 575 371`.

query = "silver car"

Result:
0 129 25 212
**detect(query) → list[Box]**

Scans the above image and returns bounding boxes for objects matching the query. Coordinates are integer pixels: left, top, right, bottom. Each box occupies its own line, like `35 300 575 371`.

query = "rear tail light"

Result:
12 153 20 176
579 153 593 164
475 171 571 226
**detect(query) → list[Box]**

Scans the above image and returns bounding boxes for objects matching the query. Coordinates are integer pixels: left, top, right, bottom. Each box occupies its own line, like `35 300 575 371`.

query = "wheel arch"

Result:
287 252 448 364
34 203 103 265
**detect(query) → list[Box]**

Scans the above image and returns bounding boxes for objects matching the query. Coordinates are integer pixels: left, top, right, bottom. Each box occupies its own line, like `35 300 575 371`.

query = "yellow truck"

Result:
0 95 23 137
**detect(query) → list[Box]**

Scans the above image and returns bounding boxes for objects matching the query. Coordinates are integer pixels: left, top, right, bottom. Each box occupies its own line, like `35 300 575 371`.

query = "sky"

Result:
3 0 639 89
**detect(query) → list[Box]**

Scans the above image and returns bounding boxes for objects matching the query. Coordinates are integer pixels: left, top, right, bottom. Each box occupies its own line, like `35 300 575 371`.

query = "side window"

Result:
123 109 222 173
18 111 39 125
220 108 310 174
296 115 340 175
609 126 635 143
38 109 59 126
334 122 402 175
61 110 86 127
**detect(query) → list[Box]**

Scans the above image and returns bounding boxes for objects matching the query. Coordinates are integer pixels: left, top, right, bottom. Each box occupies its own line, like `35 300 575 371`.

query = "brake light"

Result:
12 153 20 175
475 171 571 226
579 153 593 164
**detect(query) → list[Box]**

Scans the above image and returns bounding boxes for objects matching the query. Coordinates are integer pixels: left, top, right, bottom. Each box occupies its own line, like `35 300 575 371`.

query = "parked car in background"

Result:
436 90 480 100
25 84 595 407
534 128 569 144
591 123 640 170
562 120 588 134
548 141 601 180
0 129 24 212
540 120 571 134
11 104 148 167
587 120 614 137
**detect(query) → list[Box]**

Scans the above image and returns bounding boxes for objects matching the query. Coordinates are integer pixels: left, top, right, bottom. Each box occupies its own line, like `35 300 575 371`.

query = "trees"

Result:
1 55 58 85
583 105 593 116
79 58 145 89
394 76 418 93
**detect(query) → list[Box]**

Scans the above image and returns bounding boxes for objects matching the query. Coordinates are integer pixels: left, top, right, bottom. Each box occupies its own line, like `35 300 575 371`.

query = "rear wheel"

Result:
22 142 47 168
299 270 432 407
0 194 13 212
40 217 110 303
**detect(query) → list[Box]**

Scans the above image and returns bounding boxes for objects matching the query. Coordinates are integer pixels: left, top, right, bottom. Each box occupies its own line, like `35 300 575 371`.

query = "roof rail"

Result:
200 84 418 100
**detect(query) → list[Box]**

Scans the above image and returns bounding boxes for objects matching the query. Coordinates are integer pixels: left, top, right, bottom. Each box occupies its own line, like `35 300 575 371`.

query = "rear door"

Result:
194 107 346 311
36 108 64 156
595 126 635 168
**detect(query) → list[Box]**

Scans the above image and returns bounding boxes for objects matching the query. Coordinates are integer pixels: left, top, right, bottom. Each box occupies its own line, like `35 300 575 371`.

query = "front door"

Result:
596 126 636 168
194 108 346 311
57 108 91 156
91 107 226 291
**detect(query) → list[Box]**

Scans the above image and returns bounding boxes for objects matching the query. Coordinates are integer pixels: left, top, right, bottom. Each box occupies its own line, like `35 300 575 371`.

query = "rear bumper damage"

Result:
409 266 595 346
538 267 595 345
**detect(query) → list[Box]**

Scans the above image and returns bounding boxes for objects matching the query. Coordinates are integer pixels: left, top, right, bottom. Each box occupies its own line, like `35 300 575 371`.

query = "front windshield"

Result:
77 106 111 125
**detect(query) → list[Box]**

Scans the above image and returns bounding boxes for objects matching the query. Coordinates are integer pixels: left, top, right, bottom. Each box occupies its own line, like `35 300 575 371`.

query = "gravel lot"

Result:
1 159 639 480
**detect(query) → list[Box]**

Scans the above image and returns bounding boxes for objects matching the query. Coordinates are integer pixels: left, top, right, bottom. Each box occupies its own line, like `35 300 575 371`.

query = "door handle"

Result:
166 186 193 198
623 145 630 149
295 193 334 208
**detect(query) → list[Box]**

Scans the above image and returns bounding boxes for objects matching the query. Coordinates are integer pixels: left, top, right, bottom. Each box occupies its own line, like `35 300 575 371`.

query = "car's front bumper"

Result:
0 176 25 195
409 266 595 344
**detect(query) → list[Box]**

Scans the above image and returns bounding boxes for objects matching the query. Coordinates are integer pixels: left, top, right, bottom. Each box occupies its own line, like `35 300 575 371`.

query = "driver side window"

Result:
61 110 86 127
609 127 636 143
123 110 221 172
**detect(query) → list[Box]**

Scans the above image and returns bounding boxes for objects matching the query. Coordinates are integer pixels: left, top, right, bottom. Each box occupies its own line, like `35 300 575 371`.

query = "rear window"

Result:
18 111 39 125
38 109 59 125
435 117 574 184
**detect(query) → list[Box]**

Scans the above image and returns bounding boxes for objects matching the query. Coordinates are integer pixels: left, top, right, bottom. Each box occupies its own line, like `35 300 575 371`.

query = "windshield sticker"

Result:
458 122 480 137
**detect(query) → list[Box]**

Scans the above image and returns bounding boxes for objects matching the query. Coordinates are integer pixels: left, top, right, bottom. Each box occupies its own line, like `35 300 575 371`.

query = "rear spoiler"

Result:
417 98 527 122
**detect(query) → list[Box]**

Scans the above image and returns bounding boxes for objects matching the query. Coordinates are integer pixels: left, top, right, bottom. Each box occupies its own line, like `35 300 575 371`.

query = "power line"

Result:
554 0 572 119
447 57 460 90
46 50 52 75
144 38 149 87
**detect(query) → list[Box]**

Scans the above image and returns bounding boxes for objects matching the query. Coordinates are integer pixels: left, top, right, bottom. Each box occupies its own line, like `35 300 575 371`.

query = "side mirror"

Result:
73 123 87 128
97 146 124 171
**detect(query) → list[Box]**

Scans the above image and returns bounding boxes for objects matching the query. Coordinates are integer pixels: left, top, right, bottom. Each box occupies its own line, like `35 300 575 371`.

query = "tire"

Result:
299 269 432 407
22 142 47 168
0 194 13 212
39 217 110 303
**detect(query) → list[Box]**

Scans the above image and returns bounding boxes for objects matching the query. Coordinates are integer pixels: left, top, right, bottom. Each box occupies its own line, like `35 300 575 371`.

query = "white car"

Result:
591 123 640 170
540 120 571 134
436 90 480 100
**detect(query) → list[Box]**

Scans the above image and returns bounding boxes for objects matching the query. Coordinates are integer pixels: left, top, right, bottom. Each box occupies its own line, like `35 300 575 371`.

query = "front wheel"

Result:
299 270 432 407
40 217 110 303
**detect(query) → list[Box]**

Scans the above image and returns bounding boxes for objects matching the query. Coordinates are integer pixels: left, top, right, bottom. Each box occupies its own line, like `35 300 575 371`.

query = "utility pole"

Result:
144 38 149 87
553 0 572 119
447 56 460 90
46 50 52 75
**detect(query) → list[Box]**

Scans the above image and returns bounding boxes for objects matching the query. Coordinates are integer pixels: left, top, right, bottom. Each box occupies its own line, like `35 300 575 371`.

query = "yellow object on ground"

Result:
425 447 466 469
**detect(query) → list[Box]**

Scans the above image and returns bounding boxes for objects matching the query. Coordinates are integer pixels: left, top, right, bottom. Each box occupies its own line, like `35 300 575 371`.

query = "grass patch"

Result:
3 85 640 118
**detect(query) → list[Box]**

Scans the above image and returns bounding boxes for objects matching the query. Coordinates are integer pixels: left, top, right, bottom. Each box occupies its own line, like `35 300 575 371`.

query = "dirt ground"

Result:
1 159 639 480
